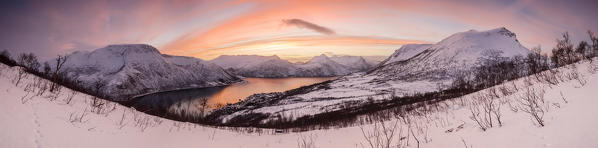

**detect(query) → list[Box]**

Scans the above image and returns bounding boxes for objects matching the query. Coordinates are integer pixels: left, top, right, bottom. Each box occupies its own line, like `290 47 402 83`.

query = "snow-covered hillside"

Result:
379 44 432 65
210 54 376 77
297 54 353 76
47 44 240 101
329 56 375 71
211 27 537 125
2 58 597 148
371 27 532 81
210 55 300 78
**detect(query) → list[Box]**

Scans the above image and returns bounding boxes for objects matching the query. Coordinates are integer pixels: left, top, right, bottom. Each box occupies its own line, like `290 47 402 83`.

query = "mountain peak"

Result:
488 27 516 38
102 44 160 54
381 28 530 67
308 54 331 63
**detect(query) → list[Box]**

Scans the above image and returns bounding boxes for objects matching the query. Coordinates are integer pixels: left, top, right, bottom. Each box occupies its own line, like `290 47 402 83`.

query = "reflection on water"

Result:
127 77 336 119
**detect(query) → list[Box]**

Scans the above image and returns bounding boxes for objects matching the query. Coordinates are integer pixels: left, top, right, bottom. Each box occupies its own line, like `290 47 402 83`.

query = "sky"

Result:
1 0 597 62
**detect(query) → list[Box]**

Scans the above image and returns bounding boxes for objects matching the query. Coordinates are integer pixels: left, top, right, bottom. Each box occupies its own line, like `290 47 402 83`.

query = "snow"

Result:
45 44 239 101
330 55 374 71
210 54 378 77
215 28 535 123
1 58 598 147
427 27 532 65
382 44 432 65
297 54 353 76
210 55 284 69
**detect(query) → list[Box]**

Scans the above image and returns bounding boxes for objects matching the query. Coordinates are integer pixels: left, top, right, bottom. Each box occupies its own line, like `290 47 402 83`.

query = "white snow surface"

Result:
46 44 239 101
2 59 598 148
382 44 433 65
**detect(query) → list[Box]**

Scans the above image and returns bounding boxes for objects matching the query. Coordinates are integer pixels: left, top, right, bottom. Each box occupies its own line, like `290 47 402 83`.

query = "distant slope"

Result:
210 54 378 78
330 55 374 72
297 54 352 76
48 44 240 101
210 55 299 78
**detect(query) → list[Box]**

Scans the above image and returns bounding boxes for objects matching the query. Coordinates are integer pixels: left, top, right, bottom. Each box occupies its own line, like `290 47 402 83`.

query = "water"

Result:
125 77 336 120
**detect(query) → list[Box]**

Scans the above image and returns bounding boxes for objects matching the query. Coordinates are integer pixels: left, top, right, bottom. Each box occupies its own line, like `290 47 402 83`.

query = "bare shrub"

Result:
409 128 420 148
461 138 472 148
64 89 78 104
13 66 28 86
46 86 62 101
468 91 503 131
88 96 116 115
117 108 130 129
297 133 317 148
69 108 89 124
516 87 547 127
535 68 561 86
468 101 488 131
33 77 48 97
87 79 116 114
559 91 568 104
360 119 403 148
50 55 67 92
565 65 587 86
588 59 598 74
132 111 163 132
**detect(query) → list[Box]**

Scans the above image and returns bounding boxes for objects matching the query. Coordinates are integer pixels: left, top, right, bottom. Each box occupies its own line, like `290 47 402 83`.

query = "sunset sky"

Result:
1 0 597 61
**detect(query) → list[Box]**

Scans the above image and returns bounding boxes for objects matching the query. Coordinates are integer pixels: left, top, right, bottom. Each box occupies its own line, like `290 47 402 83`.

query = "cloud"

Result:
282 19 336 35
172 35 430 60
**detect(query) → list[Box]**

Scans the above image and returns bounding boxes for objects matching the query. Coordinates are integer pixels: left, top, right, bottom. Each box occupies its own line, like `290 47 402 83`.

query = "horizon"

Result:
1 0 597 61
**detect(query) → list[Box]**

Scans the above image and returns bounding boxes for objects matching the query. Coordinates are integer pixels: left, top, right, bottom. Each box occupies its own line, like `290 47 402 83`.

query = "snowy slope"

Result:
379 44 432 65
371 27 532 81
210 54 376 77
2 59 597 148
47 44 240 101
210 55 284 69
212 27 536 124
296 54 352 76
210 55 299 78
330 55 374 71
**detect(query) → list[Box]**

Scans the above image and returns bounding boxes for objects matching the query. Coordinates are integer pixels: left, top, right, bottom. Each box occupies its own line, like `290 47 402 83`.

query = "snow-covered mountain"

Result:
378 44 433 65
210 55 299 78
48 44 240 101
211 27 535 125
371 27 532 81
210 54 377 77
329 55 374 72
297 54 352 76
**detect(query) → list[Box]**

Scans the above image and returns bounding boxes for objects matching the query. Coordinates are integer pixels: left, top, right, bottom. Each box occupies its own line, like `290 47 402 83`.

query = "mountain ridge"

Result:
47 44 240 101
210 27 536 125
210 54 379 78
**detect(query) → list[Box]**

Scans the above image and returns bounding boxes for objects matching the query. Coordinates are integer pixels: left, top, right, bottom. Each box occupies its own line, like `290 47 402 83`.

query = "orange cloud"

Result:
157 0 598 58
181 35 429 60
160 0 381 56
